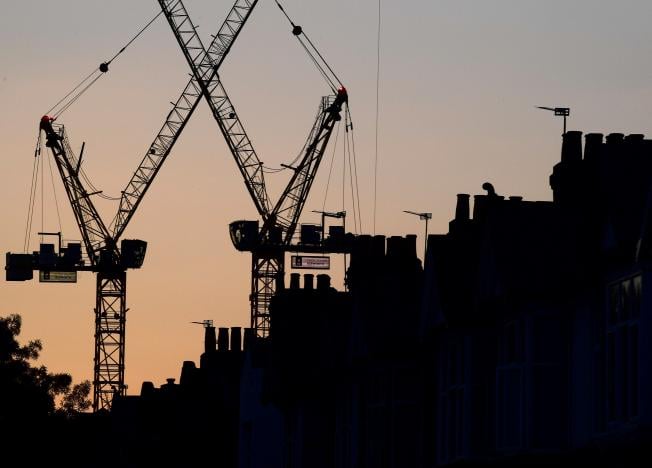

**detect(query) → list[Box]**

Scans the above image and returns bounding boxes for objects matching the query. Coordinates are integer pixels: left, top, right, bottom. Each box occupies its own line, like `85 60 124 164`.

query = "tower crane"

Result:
159 0 351 337
6 0 261 411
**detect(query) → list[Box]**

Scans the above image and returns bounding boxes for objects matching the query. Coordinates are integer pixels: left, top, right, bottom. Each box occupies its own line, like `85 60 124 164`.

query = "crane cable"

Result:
346 107 363 233
273 0 343 93
24 133 41 252
44 10 163 119
321 121 342 211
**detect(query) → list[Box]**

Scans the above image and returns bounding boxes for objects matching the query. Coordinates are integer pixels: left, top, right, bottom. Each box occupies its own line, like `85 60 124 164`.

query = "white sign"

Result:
39 270 77 283
291 255 330 270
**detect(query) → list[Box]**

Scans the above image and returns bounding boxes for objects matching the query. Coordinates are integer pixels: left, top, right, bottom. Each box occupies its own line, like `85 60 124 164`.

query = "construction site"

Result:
3 1 652 467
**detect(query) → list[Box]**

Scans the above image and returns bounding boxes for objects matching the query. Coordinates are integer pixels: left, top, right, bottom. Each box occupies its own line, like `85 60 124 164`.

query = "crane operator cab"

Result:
229 221 260 252
120 239 147 269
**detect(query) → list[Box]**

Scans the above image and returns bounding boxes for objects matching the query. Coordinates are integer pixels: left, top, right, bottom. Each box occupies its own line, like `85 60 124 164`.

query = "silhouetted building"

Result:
111 325 248 467
110 130 652 467
421 131 652 467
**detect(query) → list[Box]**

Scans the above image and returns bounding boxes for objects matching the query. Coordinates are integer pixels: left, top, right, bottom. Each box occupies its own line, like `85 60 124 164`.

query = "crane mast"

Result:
159 0 348 337
37 123 134 410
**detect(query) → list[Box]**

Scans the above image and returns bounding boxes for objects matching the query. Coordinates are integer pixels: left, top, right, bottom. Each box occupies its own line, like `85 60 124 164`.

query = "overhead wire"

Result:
46 152 63 234
374 0 382 235
344 118 358 233
321 121 341 211
346 107 363 233
23 133 41 252
40 139 44 243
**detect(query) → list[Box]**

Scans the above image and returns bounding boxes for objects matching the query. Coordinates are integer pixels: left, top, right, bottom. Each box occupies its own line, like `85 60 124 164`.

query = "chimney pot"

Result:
372 235 386 258
218 327 229 351
304 274 314 290
626 133 645 143
584 133 603 161
386 236 402 258
231 327 242 352
317 274 331 290
561 130 583 163
243 328 255 351
405 235 418 258
180 361 196 386
204 326 216 354
455 194 470 221
141 381 155 397
290 273 301 290
606 133 624 144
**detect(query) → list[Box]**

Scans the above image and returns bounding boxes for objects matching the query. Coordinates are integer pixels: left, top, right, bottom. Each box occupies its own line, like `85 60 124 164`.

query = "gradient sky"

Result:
2 0 652 392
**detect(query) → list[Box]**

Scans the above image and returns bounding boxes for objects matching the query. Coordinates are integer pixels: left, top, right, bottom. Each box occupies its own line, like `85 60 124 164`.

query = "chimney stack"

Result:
218 327 229 351
561 130 583 163
584 133 603 161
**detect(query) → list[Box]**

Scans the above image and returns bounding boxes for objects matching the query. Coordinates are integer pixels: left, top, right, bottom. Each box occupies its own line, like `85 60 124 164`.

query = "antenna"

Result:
190 320 214 328
536 106 570 134
403 210 432 260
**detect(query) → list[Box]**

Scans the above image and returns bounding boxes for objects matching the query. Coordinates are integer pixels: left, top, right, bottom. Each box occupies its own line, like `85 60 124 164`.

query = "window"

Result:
496 320 524 451
437 337 466 463
605 276 640 425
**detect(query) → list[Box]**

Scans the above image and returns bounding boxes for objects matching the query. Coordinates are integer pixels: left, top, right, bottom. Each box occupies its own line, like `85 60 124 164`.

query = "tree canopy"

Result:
0 314 91 430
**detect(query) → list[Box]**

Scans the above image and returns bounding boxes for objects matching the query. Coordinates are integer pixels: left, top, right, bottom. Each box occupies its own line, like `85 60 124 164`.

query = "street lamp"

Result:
536 106 570 134
403 210 432 260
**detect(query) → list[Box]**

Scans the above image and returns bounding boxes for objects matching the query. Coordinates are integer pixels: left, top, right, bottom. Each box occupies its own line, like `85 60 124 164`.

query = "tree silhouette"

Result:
0 314 90 431
61 380 92 415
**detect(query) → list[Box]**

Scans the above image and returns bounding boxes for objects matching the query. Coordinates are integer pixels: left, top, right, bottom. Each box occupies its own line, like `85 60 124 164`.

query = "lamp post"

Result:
403 210 432 260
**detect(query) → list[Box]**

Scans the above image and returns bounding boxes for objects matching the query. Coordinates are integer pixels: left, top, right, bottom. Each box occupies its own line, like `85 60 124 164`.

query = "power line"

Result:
373 0 382 235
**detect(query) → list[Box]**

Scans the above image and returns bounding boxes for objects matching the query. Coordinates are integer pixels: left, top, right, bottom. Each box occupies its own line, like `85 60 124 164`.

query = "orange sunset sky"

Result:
2 0 652 392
